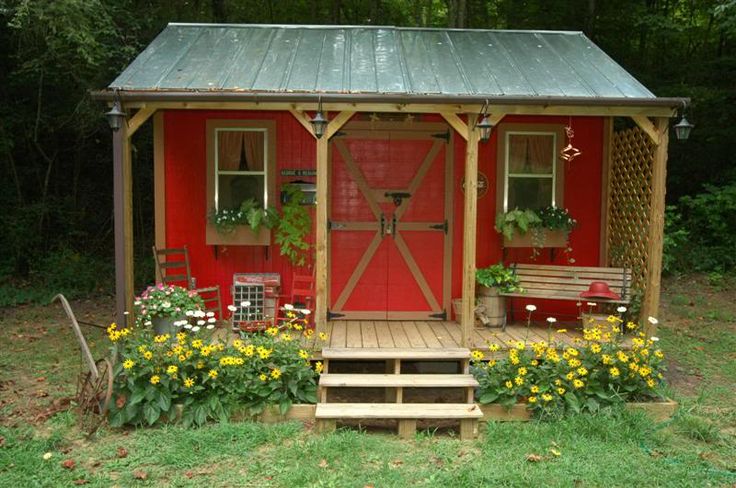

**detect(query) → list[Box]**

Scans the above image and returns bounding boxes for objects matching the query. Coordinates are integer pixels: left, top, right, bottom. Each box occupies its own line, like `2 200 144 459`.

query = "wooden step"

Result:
315 403 482 420
319 374 478 388
321 347 470 360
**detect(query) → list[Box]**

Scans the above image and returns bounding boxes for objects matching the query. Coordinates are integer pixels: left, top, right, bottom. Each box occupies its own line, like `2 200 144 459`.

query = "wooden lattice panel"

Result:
607 127 655 299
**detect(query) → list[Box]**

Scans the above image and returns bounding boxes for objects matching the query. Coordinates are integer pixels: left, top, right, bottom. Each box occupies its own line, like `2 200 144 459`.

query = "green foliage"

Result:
106 320 323 428
134 284 205 321
274 184 313 267
475 263 523 293
209 199 279 234
537 206 577 231
472 317 666 418
495 208 542 241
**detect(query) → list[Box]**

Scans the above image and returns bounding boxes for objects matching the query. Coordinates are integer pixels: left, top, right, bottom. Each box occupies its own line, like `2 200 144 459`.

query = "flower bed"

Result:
472 315 670 419
106 317 326 428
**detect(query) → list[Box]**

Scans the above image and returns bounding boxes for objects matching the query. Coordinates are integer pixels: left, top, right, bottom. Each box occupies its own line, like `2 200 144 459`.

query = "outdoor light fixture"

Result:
674 101 694 141
477 100 493 143
310 97 328 139
105 90 126 132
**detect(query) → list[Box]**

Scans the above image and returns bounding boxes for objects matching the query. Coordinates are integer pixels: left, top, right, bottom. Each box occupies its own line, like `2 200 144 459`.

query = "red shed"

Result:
96 24 686 348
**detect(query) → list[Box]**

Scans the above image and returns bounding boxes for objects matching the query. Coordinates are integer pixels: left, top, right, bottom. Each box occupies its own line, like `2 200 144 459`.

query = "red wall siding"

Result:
163 111 603 321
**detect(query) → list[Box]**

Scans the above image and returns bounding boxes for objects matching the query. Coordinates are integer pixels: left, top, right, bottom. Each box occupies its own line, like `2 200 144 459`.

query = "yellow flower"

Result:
259 373 268 382
191 339 203 349
607 315 622 324
505 380 513 389
530 385 540 393
514 376 524 386
150 375 160 385
178 354 186 362
590 344 602 354
554 379 562 386
531 359 539 366
601 354 613 365
489 344 500 352
487 360 496 368
528 396 537 403
196 360 205 369
270 368 282 379
654 350 664 359
293 323 303 331
304 329 315 338
107 322 117 333
542 393 553 402
319 332 329 341
609 367 620 377
626 321 637 330
233 339 242 348
646 378 656 388
577 367 588 376
298 349 310 360
617 351 629 363
557 388 566 395
518 367 527 376
258 348 272 360
566 372 575 380
573 379 585 389
208 369 218 379
137 345 147 354
243 345 255 357
315 361 324 374
108 330 122 342
176 332 187 343
143 351 153 360
471 350 485 361
154 334 170 343
184 377 195 388
510 356 520 365
167 365 178 375
568 358 581 368
629 363 639 373
280 333 293 342
266 327 279 336
123 359 135 369
556 329 568 334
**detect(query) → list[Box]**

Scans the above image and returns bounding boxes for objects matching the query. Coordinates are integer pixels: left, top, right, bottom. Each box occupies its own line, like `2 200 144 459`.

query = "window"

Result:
206 120 276 245
496 124 565 213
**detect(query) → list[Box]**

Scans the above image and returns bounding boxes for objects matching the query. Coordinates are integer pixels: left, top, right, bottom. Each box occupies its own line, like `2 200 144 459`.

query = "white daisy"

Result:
525 304 537 312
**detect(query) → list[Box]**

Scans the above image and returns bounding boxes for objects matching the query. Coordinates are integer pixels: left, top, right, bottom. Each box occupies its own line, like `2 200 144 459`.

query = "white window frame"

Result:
214 127 269 211
503 130 558 212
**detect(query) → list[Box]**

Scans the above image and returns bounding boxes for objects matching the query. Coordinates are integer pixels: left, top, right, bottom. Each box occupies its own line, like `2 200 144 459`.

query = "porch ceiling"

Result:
105 23 678 108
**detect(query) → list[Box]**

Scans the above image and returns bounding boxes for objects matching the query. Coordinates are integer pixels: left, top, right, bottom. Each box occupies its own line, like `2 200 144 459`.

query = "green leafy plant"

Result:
134 284 204 321
495 209 542 241
476 263 523 294
106 312 326 428
537 206 577 231
471 316 666 418
274 184 312 267
210 199 279 235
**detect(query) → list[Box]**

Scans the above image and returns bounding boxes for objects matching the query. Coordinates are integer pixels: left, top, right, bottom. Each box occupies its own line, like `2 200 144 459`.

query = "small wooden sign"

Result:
461 171 489 198
281 169 316 177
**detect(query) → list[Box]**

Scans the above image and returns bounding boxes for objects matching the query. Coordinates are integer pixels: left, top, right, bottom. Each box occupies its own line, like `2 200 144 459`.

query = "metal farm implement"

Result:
54 294 113 433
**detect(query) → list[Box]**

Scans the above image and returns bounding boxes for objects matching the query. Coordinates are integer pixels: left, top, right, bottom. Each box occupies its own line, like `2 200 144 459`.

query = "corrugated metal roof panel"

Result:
109 24 656 99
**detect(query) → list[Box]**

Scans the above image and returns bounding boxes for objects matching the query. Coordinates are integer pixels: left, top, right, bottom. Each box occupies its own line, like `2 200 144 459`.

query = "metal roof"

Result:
109 23 656 100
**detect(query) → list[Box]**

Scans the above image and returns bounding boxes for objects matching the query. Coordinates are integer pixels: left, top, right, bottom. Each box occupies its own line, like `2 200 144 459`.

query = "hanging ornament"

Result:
560 123 582 163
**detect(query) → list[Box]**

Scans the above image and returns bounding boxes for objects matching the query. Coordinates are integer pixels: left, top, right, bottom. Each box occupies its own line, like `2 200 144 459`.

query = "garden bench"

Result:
500 263 632 309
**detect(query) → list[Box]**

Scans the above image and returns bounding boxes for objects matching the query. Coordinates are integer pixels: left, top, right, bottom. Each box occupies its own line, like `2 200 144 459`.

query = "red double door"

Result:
329 122 453 320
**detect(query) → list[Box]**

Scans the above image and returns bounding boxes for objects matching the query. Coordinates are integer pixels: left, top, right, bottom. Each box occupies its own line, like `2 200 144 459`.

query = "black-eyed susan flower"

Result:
123 359 135 369
150 375 160 385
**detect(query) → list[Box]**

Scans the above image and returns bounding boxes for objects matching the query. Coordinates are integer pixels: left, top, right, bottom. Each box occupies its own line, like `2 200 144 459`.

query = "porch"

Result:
302 320 632 357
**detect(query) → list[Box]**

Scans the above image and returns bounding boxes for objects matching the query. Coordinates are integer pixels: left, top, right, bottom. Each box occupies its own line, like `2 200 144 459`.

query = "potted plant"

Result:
496 206 576 252
473 264 523 327
134 284 205 335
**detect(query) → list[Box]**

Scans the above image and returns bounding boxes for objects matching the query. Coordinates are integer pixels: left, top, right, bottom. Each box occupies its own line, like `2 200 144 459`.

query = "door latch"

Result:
428 220 448 234
384 192 411 207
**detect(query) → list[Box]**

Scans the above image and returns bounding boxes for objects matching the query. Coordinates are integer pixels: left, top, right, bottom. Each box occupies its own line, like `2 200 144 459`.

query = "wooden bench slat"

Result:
518 276 626 287
521 283 626 293
513 263 627 274
316 403 483 419
502 291 629 304
516 270 631 281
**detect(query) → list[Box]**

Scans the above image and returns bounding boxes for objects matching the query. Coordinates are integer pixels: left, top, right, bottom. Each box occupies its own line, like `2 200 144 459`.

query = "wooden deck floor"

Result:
310 320 588 352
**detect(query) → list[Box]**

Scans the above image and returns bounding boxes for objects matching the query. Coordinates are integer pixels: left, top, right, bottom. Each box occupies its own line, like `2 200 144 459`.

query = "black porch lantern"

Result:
674 116 694 141
105 91 126 132
477 100 493 143
310 97 328 139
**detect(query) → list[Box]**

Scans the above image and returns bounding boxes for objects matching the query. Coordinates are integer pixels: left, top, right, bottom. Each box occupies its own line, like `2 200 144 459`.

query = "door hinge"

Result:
429 310 447 320
431 130 450 142
327 309 345 320
327 220 346 231
428 220 448 234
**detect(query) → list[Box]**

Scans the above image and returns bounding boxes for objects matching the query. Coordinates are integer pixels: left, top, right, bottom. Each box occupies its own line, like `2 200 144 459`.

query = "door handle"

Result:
380 213 386 236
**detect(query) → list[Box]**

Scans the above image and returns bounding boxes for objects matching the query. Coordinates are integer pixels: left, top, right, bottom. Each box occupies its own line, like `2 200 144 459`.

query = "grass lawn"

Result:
1 275 735 487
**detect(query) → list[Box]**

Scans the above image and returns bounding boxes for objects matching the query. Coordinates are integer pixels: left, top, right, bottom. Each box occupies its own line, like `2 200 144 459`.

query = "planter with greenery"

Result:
496 206 575 249
133 284 205 335
471 263 522 327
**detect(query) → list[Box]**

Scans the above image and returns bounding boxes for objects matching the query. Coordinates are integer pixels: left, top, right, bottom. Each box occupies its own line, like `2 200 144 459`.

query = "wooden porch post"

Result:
461 116 480 347
315 135 329 335
112 122 134 327
641 117 669 336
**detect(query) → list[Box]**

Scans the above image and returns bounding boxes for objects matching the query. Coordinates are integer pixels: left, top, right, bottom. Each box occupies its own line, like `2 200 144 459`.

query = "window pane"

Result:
508 134 554 174
218 174 265 210
217 130 265 171
507 177 553 210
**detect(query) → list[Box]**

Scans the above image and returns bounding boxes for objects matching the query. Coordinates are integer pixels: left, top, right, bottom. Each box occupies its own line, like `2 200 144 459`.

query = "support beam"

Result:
441 113 469 141
113 122 135 327
289 109 315 136
600 117 613 266
631 115 661 146
641 117 669 336
461 115 480 347
153 112 166 282
127 107 156 137
314 111 355 336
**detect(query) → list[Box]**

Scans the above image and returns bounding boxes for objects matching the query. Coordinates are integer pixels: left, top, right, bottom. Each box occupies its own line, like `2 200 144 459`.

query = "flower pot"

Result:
151 316 185 335
475 286 506 328
503 229 569 248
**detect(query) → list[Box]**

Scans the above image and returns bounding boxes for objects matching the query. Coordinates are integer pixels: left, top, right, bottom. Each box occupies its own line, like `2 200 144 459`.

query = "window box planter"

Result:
206 224 270 246
502 229 569 248
479 398 677 422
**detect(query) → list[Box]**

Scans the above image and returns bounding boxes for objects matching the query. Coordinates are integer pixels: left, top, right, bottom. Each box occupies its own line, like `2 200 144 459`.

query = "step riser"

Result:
319 374 478 388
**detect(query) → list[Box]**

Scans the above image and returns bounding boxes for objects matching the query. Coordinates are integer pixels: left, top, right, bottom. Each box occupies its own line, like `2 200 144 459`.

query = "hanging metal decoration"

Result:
560 122 582 163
